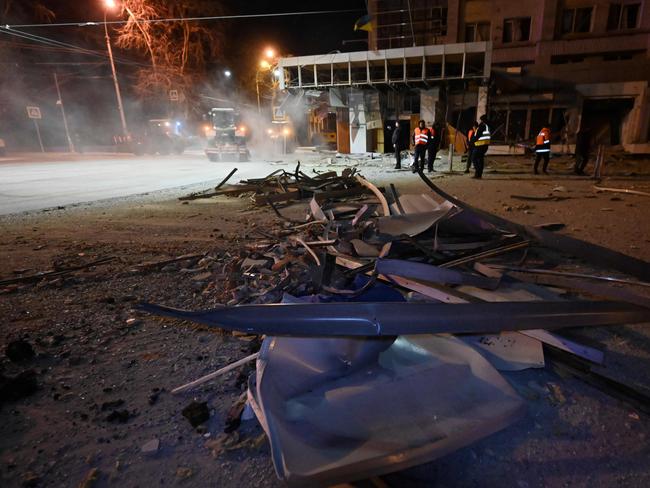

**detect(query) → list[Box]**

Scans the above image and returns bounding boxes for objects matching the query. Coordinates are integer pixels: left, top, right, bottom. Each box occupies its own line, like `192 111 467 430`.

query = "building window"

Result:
465 22 491 42
561 7 593 34
503 17 531 43
607 3 640 30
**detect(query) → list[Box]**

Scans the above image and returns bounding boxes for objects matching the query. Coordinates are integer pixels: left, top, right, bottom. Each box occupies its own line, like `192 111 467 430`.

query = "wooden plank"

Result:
254 190 301 205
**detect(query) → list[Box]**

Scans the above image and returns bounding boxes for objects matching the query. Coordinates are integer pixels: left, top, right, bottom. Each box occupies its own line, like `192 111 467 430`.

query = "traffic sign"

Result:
26 106 42 119
169 90 179 102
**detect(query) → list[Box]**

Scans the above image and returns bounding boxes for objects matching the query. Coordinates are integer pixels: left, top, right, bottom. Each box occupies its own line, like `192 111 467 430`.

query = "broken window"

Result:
374 0 448 48
561 7 593 34
607 3 640 30
465 22 491 42
503 17 531 43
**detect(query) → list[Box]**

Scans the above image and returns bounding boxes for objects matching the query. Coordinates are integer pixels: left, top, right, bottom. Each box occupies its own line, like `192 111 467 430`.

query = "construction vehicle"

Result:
204 108 250 162
132 119 187 156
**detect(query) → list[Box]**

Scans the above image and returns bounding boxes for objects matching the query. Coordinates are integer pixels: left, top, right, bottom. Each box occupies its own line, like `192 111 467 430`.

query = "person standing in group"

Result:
465 121 478 174
392 122 402 169
534 125 551 174
412 120 431 173
426 122 441 173
574 127 592 175
470 114 490 179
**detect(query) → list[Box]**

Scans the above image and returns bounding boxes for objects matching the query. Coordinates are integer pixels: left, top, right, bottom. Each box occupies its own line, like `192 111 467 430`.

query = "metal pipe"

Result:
53 72 75 153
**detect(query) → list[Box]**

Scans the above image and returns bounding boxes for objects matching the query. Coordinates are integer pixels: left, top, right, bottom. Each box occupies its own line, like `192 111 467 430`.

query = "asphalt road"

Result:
0 151 295 215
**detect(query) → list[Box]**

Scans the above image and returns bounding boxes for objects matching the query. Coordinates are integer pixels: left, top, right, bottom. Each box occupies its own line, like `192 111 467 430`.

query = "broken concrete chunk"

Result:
6 339 35 362
105 409 132 423
182 401 210 427
141 438 160 454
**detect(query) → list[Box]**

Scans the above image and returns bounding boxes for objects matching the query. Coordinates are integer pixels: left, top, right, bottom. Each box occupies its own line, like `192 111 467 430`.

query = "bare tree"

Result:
114 0 222 116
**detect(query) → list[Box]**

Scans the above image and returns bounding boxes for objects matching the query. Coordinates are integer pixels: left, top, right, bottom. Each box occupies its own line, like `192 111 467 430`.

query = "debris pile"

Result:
180 164 375 210
143 169 650 485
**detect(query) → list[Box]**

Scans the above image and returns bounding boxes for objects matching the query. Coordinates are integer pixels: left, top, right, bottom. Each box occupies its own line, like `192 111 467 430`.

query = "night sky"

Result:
0 1 369 147
12 0 369 57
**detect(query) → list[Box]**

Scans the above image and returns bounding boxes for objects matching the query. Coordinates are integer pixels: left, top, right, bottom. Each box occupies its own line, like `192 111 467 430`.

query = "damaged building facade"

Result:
277 0 650 154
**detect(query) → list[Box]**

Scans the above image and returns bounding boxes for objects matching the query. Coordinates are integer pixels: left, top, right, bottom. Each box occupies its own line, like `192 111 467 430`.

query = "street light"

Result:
102 0 128 139
265 47 275 59
224 69 232 78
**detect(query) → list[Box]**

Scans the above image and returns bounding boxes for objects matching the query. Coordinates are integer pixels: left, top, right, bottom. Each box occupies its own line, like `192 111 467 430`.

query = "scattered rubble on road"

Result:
140 167 650 485
1 159 650 487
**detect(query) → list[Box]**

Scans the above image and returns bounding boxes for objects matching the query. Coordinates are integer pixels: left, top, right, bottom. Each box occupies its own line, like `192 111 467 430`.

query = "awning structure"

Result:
277 42 492 89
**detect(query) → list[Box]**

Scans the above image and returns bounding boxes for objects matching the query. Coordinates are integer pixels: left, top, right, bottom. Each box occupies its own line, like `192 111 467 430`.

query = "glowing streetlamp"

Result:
256 54 275 114
265 47 275 59
102 0 128 138
224 69 232 78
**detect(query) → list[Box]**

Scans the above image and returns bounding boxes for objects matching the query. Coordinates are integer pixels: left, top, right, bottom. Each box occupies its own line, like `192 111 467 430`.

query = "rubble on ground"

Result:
141 166 650 485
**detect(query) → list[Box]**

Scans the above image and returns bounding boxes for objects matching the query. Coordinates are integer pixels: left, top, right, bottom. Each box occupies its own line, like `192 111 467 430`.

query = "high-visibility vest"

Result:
414 127 430 145
536 128 551 153
474 124 491 146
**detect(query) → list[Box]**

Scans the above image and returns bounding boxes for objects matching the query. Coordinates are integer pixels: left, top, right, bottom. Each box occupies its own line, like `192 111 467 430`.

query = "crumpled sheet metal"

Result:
417 173 650 282
378 196 458 238
376 210 453 238
247 334 525 486
460 332 545 371
139 300 650 337
391 193 449 214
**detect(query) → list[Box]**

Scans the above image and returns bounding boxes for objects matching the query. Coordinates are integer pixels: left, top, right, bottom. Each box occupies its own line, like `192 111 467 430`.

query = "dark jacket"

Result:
391 125 401 147
429 127 441 150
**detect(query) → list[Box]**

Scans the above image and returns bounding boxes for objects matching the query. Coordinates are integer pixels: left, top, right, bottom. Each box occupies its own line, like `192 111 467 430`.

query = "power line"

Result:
3 8 364 29
0 27 148 67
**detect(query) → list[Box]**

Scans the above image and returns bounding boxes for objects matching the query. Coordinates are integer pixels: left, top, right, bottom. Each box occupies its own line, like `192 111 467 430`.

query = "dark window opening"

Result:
465 22 491 42
550 55 586 64
607 3 640 30
531 109 551 138
602 51 638 61
374 1 449 48
561 7 593 34
503 17 531 43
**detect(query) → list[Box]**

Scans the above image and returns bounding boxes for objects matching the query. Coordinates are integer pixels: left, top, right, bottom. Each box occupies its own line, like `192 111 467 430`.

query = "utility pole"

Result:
53 72 75 153
104 10 129 138
256 71 262 114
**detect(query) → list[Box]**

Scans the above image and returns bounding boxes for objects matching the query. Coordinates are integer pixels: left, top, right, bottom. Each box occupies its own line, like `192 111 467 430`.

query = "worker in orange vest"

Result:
411 120 431 173
534 126 551 174
464 121 478 174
